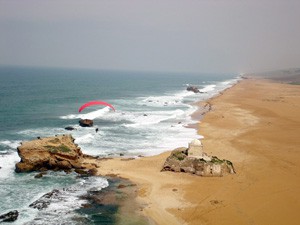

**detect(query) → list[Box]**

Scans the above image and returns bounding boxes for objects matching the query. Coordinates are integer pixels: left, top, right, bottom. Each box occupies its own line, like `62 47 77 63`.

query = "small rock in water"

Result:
79 119 93 127
34 172 46 179
186 86 200 93
120 153 124 156
0 210 19 222
65 126 75 131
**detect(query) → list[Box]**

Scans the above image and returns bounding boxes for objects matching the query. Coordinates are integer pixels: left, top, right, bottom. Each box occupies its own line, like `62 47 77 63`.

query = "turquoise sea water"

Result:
0 66 238 224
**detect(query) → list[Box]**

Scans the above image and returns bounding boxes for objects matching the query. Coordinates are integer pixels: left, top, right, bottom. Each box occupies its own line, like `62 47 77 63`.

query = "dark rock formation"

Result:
65 126 75 131
74 168 98 176
74 168 89 175
29 189 60 210
161 147 235 177
186 86 200 93
0 210 19 222
15 135 84 173
79 119 93 127
87 168 98 176
34 172 47 179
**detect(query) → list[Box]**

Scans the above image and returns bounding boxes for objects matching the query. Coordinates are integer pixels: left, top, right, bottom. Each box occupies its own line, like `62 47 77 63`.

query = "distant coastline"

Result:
245 68 300 84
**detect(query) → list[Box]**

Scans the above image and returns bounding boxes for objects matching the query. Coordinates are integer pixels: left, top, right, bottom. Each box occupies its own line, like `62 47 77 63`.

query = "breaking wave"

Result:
60 107 111 120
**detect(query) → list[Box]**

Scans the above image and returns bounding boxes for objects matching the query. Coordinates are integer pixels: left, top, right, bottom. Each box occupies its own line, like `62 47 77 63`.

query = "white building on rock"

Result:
188 139 211 161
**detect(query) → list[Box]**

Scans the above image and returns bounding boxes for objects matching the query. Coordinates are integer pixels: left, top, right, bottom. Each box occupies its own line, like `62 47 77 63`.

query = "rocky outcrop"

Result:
29 189 60 210
15 135 84 173
161 147 235 177
187 86 200 93
79 119 93 127
0 210 19 222
64 126 75 131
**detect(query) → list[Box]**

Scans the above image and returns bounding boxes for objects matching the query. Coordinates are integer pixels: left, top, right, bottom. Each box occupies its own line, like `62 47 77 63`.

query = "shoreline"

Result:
85 77 300 224
189 78 242 131
83 79 242 224
187 78 241 135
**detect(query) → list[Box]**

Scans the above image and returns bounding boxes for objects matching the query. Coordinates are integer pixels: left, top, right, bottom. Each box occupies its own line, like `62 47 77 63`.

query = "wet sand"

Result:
85 77 300 225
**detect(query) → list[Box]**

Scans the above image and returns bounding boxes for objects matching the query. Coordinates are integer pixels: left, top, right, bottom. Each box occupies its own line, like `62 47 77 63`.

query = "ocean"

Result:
0 66 239 224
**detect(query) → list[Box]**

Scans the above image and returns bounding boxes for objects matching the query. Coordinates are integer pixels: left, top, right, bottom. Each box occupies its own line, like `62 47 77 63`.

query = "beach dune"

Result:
85 77 300 225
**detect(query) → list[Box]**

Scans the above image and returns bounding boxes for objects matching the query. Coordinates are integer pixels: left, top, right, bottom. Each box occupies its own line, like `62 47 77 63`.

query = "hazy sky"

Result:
0 0 299 73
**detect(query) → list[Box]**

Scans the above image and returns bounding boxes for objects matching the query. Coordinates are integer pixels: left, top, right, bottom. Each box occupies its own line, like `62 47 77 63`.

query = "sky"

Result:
0 0 300 74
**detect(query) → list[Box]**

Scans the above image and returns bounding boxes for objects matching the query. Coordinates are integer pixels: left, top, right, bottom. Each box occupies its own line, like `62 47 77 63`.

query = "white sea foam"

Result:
138 89 195 107
74 133 95 144
0 140 21 149
95 110 135 122
18 127 66 139
221 80 232 85
60 107 111 120
126 124 200 156
60 97 200 156
200 84 216 92
220 78 240 88
123 109 186 128
0 170 108 224
22 176 108 225
0 152 19 179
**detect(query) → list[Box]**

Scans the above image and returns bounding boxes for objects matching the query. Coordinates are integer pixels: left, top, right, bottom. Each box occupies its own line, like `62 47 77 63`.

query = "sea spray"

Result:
23 175 109 225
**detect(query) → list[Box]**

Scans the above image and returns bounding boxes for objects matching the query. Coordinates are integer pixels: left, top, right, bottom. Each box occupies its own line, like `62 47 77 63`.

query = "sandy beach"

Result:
85 77 300 225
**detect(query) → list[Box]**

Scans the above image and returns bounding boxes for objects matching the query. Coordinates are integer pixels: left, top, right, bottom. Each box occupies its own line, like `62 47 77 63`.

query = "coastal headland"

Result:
84 77 300 225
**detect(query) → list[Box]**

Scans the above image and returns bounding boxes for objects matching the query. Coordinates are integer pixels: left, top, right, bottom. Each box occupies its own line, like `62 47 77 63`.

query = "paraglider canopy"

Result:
78 101 115 112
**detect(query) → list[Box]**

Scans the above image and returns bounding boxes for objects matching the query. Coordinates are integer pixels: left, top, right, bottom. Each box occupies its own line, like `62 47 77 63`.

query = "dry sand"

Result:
84 78 300 225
